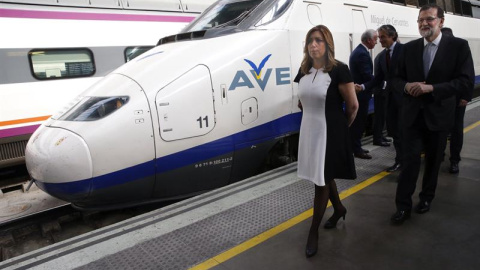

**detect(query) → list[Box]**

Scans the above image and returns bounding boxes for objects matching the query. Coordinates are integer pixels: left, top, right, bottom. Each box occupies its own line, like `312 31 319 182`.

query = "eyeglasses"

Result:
417 17 438 23
307 37 325 44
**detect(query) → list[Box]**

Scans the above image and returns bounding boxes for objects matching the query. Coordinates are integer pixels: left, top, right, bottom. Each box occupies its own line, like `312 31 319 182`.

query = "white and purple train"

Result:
22 0 480 209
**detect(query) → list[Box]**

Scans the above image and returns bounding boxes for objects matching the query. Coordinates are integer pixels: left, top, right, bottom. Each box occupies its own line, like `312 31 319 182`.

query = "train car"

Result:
25 0 480 210
0 0 214 168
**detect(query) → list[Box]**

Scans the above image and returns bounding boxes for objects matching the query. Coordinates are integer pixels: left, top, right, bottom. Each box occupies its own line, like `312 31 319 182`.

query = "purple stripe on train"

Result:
0 8 195 22
0 125 40 139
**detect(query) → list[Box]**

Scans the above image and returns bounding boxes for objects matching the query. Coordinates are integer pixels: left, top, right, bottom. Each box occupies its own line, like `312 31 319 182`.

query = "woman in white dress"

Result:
294 25 358 258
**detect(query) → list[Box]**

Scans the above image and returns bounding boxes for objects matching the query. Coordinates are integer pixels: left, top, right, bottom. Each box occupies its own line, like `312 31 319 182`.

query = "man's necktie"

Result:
423 43 435 77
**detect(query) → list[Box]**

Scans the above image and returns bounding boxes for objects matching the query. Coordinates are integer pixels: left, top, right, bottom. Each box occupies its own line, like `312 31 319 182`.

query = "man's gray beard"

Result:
420 28 433 38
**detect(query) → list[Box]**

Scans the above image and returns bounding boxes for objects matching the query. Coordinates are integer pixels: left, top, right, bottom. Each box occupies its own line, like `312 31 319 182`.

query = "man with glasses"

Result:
390 4 475 224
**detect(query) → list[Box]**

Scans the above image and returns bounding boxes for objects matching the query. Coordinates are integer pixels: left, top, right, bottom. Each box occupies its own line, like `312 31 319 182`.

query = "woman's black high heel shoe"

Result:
305 245 317 258
305 232 318 258
324 209 347 229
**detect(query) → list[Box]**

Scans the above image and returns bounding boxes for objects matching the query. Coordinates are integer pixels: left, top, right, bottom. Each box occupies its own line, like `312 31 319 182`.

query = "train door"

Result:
351 9 368 53
350 7 377 126
153 65 232 198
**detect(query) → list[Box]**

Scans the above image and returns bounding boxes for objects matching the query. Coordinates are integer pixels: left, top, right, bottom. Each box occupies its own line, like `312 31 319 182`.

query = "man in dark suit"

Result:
440 27 474 174
349 29 378 159
391 4 475 224
366 25 404 172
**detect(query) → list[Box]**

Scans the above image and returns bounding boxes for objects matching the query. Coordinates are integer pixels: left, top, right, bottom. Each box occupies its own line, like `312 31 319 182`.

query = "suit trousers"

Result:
395 112 449 211
372 91 387 143
386 90 403 164
350 94 371 154
449 105 466 163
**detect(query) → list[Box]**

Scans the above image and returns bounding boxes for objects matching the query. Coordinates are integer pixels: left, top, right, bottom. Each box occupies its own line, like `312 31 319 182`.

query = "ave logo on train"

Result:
229 54 291 91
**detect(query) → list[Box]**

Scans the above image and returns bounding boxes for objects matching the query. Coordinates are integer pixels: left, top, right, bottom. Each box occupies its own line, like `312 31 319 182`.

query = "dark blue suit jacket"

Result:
393 35 475 131
366 43 404 94
349 44 373 101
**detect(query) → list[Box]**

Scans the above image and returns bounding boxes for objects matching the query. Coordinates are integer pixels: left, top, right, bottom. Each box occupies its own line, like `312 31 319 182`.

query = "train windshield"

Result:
184 0 291 32
58 96 129 121
185 0 293 32
254 0 292 26
186 0 263 32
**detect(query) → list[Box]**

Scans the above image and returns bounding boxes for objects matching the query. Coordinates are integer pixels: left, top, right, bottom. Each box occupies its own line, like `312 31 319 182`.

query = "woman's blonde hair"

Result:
300 25 337 74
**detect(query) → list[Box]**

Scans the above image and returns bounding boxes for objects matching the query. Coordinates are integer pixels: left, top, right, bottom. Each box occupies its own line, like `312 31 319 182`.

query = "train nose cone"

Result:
25 126 93 200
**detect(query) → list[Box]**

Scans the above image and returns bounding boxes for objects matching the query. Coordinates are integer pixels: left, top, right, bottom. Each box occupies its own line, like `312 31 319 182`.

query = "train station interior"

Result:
1 103 479 270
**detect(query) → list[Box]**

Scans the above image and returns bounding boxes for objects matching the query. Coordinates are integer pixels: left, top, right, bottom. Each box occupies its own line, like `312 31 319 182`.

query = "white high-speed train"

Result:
25 0 480 210
0 0 215 168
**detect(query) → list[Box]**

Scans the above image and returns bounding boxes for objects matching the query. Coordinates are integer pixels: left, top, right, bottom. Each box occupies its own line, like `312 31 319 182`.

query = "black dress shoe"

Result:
415 201 430 214
354 152 372 159
373 141 391 147
449 162 459 174
362 148 370 153
386 163 401 172
390 210 411 225
382 137 393 142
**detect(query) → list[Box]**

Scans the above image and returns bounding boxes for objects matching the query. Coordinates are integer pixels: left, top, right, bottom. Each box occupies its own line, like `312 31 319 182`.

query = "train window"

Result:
125 46 154 62
454 0 473 16
375 0 410 5
58 96 129 121
417 0 447 8
462 1 473 16
185 0 262 31
418 0 430 7
255 0 292 26
29 48 95 80
473 2 480 18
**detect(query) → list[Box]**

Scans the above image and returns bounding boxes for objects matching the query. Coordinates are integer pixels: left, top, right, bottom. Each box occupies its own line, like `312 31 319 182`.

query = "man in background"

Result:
441 27 473 174
349 29 378 159
365 25 404 172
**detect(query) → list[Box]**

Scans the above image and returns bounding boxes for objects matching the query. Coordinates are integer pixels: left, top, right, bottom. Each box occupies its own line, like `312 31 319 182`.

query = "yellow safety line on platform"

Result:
464 120 480 133
190 120 480 270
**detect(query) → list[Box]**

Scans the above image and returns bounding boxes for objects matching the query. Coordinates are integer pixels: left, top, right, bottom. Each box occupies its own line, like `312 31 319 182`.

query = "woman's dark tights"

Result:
328 180 346 214
306 180 344 251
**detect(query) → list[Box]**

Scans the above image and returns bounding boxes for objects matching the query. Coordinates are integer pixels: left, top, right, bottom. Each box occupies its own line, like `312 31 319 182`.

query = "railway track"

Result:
0 166 175 262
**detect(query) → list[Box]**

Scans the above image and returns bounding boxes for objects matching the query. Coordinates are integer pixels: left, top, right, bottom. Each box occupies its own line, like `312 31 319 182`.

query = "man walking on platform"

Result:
390 4 475 224
349 29 378 159
365 25 404 172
